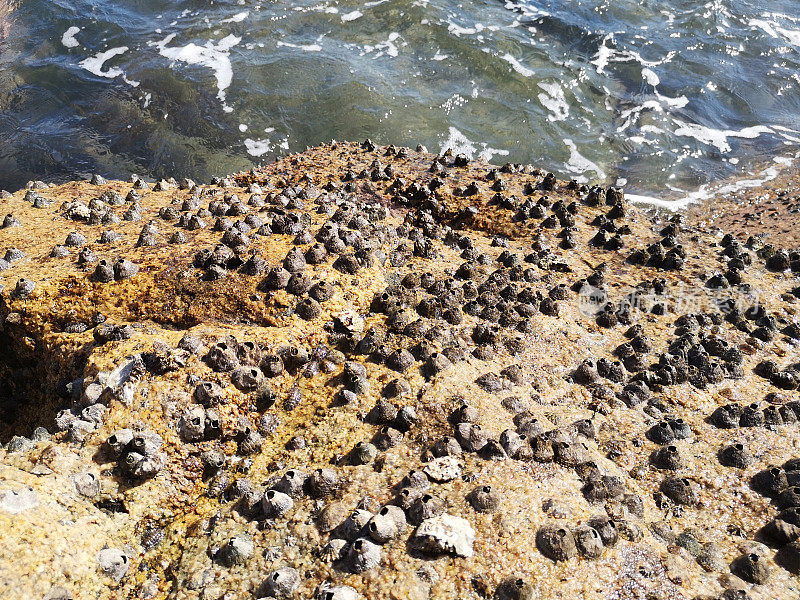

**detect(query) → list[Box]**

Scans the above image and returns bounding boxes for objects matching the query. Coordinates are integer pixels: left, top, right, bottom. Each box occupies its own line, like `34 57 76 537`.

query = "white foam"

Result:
501 53 534 77
563 139 605 181
342 10 363 22
362 32 401 58
642 67 659 86
439 127 509 162
478 146 509 161
592 36 676 75
537 82 569 121
673 121 773 154
448 22 485 37
440 127 476 157
591 34 614 74
293 4 337 14
221 11 249 23
440 94 467 115
628 135 657 146
432 50 448 61
62 26 81 49
239 124 248 132
80 46 129 79
245 138 273 157
503 1 549 19
616 100 663 133
277 41 323 52
152 34 241 104
750 18 800 47
656 91 688 109
773 124 800 143
629 166 782 210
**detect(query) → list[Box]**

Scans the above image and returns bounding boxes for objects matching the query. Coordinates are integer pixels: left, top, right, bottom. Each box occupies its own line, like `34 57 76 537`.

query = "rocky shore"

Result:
1 141 800 600
686 164 800 249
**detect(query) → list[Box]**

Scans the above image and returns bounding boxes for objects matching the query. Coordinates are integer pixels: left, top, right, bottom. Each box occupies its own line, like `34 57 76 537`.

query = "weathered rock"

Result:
410 514 475 558
0 142 798 600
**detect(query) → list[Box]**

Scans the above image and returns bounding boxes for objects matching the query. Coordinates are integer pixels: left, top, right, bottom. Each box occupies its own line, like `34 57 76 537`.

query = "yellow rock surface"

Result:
0 142 798 600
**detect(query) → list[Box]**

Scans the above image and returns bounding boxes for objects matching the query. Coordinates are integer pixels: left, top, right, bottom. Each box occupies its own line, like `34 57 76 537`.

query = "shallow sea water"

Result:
0 0 799 203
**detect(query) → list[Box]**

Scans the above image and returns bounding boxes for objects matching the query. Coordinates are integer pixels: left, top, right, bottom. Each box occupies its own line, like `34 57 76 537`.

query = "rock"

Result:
0 487 38 514
97 548 129 581
261 566 300 597
410 514 475 558
314 583 360 600
536 524 577 561
344 538 381 573
317 502 348 533
334 309 365 334
217 534 254 566
0 142 799 600
423 456 461 482
72 472 101 497
43 586 73 600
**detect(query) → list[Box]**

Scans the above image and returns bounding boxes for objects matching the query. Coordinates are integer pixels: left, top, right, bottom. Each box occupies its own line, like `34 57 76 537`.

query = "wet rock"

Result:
43 586 73 600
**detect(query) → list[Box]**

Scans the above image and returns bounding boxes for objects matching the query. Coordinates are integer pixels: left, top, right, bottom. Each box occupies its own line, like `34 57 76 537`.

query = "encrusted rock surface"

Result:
1 142 800 599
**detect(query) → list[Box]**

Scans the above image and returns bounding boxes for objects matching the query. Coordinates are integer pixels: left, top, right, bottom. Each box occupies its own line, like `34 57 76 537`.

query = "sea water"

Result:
0 0 798 205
